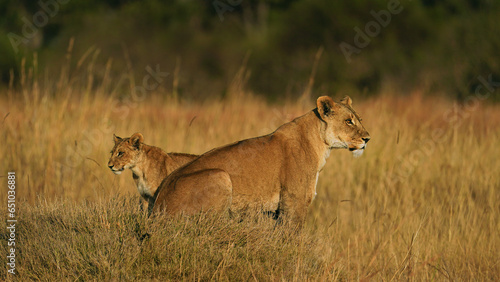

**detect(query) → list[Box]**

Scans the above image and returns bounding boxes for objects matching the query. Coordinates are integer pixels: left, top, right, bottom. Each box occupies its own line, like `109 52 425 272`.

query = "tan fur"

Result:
153 96 370 227
107 133 198 209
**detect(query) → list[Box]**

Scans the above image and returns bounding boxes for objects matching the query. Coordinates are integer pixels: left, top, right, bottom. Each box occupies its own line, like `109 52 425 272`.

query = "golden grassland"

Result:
1 73 500 280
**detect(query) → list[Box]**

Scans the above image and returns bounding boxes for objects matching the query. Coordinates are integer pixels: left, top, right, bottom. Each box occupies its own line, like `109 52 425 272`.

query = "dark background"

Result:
1 0 499 101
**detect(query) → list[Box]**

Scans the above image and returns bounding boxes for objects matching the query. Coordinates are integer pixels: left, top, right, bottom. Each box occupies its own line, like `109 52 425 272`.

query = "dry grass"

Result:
1 63 499 280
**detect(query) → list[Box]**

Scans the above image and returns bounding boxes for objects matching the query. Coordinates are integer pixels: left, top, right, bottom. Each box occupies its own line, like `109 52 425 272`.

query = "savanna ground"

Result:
1 64 499 280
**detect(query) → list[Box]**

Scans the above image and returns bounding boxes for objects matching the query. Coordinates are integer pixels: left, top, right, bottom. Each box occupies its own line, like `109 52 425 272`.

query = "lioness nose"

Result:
362 137 370 143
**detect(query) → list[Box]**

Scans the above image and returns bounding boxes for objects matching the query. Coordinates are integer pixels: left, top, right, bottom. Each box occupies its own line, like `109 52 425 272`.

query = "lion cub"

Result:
108 133 198 210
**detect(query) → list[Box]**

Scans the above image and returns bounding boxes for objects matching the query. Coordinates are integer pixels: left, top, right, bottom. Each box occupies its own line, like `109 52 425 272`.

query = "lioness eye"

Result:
346 119 354 125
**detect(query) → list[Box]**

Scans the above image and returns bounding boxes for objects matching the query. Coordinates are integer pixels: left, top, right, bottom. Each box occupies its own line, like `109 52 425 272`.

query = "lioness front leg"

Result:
276 169 318 228
277 190 310 229
154 169 233 215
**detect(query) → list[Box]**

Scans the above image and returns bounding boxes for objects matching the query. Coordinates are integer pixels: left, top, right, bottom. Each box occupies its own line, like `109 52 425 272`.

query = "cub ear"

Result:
130 133 144 150
113 134 123 144
340 96 353 107
316 96 337 119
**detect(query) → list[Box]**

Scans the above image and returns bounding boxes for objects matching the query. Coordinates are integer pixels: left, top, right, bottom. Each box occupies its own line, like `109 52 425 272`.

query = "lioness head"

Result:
107 133 144 174
316 96 370 157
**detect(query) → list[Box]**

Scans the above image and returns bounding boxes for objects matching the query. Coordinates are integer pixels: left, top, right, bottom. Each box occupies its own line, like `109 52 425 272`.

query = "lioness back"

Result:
171 135 286 211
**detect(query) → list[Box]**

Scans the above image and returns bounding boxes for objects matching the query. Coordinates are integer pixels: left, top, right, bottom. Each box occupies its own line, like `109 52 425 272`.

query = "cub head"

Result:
316 95 370 157
107 133 144 174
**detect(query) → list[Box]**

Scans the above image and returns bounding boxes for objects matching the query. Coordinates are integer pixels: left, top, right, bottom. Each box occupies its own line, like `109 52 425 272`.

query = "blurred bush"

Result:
2 0 500 101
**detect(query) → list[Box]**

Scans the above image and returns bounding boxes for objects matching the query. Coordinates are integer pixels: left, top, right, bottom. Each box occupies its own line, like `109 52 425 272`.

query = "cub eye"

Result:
345 119 354 125
117 151 124 157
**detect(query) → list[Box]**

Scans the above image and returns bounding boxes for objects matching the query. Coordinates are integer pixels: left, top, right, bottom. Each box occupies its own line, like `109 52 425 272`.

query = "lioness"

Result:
153 96 370 226
108 133 198 210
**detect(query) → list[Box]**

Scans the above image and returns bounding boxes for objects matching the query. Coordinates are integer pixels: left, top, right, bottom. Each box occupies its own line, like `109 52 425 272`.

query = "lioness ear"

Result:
113 134 123 144
340 96 352 107
130 133 144 150
316 96 336 119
